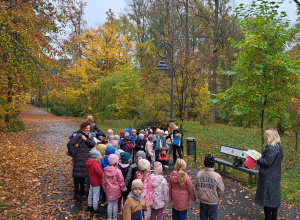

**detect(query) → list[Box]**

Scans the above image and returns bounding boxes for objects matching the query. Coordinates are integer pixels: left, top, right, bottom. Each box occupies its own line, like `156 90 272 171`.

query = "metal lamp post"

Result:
157 42 174 156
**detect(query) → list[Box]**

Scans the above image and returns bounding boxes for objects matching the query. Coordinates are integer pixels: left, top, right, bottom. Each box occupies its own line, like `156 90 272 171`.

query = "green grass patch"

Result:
0 202 8 213
39 107 51 113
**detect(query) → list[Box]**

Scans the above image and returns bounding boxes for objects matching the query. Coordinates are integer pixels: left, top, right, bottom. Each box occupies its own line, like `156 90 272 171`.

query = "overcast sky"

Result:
83 0 298 28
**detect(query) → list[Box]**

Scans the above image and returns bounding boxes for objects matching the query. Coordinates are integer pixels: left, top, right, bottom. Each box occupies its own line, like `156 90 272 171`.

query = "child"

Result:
135 159 153 220
195 154 224 220
86 149 103 213
169 159 198 219
100 146 116 206
154 129 161 161
145 135 155 163
103 154 127 220
150 162 170 220
124 151 147 196
157 147 169 168
122 179 148 220
117 152 131 214
134 133 146 159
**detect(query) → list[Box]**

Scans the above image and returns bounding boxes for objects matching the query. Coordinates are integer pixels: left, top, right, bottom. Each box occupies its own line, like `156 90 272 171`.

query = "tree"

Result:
218 0 300 151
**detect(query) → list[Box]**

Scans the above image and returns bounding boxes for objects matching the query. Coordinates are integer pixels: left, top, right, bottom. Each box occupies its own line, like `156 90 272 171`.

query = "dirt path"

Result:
20 105 299 219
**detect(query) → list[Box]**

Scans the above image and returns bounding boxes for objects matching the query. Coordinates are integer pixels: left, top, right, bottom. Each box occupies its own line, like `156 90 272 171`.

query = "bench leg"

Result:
248 174 252 185
222 164 226 173
217 163 221 172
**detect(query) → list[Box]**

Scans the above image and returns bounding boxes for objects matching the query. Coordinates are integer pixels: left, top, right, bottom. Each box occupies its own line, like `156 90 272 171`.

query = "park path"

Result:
21 105 299 219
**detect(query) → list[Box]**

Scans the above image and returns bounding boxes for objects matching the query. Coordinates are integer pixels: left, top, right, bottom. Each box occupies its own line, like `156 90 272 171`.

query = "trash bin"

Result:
186 137 196 162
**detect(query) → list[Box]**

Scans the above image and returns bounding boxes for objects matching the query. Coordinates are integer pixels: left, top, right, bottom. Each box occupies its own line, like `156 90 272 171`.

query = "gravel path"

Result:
23 105 299 220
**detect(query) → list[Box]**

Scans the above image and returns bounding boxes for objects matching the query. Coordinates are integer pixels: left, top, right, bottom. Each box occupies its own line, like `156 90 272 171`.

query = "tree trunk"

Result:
211 0 219 124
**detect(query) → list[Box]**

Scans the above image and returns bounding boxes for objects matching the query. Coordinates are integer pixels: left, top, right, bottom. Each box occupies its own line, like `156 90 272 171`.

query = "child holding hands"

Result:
103 154 127 220
169 159 197 219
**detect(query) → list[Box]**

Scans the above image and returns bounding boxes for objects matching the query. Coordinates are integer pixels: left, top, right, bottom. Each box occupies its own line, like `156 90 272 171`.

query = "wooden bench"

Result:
215 145 259 185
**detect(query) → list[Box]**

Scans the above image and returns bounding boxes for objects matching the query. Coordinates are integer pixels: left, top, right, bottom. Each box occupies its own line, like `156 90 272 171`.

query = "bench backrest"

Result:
220 145 247 159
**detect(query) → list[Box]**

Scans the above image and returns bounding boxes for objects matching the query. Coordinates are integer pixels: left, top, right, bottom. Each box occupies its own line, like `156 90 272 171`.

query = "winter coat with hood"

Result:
150 174 170 209
102 166 127 201
195 167 224 204
86 158 103 187
67 131 96 178
169 171 197 211
135 172 153 206
255 143 283 208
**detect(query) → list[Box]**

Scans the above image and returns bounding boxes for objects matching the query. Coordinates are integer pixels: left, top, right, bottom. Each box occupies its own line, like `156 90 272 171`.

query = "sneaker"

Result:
101 202 107 206
164 165 169 168
93 207 102 214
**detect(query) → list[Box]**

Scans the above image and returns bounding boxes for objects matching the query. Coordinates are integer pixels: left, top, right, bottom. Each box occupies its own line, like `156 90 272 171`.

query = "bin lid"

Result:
186 137 196 140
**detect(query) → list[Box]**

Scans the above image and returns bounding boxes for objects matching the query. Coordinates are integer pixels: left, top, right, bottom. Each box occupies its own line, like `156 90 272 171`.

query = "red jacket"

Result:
86 158 103 187
158 153 168 161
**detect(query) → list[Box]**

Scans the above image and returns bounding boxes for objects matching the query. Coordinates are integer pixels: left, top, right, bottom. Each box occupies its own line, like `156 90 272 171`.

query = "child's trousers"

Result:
150 207 164 220
107 199 118 220
88 185 100 211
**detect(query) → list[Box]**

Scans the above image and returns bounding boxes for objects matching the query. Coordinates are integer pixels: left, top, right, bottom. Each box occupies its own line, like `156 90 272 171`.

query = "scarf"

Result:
129 191 142 202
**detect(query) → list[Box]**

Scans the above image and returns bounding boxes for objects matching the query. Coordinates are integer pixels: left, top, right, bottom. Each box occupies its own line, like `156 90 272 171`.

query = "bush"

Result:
0 119 25 132
50 104 66 116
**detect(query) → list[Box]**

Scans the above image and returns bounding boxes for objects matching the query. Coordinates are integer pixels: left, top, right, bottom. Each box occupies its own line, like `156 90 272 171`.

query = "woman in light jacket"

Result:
255 129 283 220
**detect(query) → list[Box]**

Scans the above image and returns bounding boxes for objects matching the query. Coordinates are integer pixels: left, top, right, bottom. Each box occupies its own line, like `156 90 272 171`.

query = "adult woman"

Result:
67 121 96 202
255 129 283 220
167 122 183 165
86 115 104 134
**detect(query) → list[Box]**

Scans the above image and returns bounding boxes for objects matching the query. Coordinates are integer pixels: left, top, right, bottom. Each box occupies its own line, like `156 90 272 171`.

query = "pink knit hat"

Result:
154 161 163 174
108 154 119 165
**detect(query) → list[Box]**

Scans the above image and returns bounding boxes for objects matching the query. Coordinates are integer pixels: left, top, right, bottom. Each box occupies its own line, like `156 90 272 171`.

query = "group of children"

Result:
69 121 225 220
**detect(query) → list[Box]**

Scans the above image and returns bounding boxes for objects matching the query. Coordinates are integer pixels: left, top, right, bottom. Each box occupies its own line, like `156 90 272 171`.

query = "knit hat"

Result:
140 129 145 134
138 159 150 171
90 132 96 137
121 152 131 164
106 147 116 156
107 129 113 134
89 149 101 159
154 161 162 174
114 135 120 140
164 130 169 135
115 150 121 159
139 133 144 138
131 179 144 190
110 140 118 148
204 154 215 168
148 135 155 141
108 154 119 165
135 151 146 162
107 143 114 148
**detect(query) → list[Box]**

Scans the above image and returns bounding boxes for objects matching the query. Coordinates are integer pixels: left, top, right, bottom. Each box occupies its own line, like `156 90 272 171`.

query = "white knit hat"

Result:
138 159 150 171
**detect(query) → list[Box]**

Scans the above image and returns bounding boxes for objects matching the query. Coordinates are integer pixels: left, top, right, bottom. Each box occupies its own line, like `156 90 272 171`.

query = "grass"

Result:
39 107 51 113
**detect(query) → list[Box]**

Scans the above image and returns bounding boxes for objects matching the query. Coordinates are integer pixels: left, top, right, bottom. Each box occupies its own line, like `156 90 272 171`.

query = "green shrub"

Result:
50 104 66 116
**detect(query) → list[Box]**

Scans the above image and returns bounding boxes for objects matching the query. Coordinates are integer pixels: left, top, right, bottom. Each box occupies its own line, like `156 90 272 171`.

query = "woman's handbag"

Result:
244 156 255 169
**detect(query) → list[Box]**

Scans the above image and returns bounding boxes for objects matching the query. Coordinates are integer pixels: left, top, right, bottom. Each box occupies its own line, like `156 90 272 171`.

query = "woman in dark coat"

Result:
255 129 283 220
67 121 96 202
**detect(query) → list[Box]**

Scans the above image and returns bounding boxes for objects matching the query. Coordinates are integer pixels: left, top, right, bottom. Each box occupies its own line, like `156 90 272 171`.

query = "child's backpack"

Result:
122 140 133 152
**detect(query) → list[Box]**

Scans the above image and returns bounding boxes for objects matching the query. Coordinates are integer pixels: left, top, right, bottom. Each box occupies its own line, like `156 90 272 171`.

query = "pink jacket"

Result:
103 166 127 201
135 172 153 206
145 140 154 155
169 171 197 211
150 174 170 209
